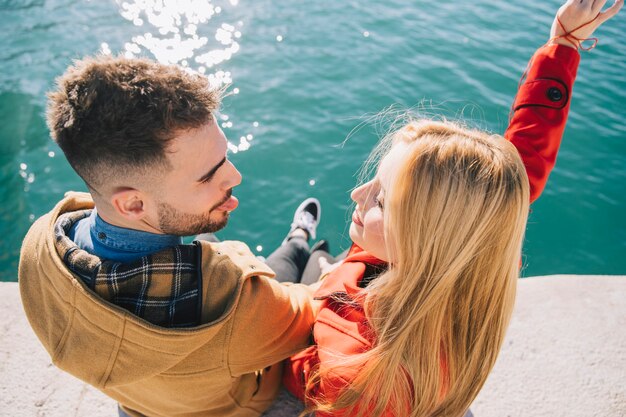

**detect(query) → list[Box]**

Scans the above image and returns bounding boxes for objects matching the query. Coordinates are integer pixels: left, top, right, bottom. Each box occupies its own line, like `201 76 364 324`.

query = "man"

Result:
19 56 320 417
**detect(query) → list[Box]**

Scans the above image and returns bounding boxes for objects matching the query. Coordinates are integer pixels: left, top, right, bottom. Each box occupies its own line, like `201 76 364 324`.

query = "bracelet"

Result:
509 13 600 121
548 14 599 51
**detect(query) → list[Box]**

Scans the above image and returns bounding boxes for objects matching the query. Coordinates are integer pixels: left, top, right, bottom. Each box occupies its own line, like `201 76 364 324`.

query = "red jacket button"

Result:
547 87 563 102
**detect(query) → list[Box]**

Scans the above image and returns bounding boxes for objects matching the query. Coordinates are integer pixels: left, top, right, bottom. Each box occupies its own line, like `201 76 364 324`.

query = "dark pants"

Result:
300 249 341 285
197 233 342 285
265 237 311 283
267 240 348 285
194 233 312 284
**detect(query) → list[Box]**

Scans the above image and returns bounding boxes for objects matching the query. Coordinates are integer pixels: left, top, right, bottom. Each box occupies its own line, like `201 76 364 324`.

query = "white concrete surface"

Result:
1 275 624 417
471 275 626 417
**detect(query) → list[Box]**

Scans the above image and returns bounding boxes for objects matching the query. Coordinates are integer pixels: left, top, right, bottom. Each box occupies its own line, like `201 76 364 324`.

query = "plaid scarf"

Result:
54 210 202 328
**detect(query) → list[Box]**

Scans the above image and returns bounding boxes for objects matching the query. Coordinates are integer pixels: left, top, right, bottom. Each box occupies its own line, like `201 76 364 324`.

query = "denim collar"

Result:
90 209 182 254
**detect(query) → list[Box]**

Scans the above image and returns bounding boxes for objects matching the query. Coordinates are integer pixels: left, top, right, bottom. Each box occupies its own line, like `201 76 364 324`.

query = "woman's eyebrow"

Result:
197 156 227 183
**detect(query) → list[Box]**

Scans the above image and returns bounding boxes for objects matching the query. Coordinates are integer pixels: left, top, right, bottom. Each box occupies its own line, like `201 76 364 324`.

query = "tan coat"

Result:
19 192 315 416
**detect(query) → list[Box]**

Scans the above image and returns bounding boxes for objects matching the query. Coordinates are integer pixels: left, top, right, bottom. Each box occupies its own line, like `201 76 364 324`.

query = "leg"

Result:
300 250 336 285
195 227 309 283
300 248 349 285
265 237 310 283
197 230 310 283
266 197 322 283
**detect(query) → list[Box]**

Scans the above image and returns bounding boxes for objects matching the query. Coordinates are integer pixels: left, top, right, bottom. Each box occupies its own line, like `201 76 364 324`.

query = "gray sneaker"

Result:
285 197 321 241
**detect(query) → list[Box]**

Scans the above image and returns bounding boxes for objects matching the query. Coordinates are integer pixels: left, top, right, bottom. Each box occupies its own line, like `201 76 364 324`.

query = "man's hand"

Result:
549 0 623 49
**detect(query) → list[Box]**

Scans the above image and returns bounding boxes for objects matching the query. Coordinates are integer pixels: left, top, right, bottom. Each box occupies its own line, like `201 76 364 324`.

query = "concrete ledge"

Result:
1 276 625 416
472 275 626 417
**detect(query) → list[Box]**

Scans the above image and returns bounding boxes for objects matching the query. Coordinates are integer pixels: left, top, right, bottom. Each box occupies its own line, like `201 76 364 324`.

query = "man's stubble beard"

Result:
156 190 233 236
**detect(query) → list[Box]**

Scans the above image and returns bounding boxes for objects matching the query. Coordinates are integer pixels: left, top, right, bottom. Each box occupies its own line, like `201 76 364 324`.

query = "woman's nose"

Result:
350 182 369 204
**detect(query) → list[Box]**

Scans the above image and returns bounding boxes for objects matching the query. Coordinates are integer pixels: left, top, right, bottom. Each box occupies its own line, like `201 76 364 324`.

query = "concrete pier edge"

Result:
1 275 625 417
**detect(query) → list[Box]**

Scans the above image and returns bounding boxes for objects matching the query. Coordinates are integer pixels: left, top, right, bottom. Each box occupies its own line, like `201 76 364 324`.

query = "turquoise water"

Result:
1 0 625 281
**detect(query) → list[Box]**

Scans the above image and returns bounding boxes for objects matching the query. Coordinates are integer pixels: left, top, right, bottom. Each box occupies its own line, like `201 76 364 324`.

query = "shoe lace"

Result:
294 211 316 231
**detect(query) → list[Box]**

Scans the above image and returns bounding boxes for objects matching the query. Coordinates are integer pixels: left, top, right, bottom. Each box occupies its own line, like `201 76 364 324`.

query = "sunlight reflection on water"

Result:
109 0 252 154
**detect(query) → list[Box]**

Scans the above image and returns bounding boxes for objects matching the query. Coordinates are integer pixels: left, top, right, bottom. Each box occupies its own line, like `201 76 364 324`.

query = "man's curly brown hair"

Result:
47 55 222 189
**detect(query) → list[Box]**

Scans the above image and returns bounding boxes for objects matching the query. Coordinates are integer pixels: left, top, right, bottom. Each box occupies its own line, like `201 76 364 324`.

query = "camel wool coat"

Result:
19 192 316 417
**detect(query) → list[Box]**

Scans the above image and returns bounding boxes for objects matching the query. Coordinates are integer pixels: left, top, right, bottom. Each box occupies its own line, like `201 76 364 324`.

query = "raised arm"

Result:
505 0 623 203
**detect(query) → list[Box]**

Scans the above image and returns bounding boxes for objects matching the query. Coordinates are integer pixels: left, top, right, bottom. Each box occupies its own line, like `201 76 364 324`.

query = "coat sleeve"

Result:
505 44 580 203
227 278 316 375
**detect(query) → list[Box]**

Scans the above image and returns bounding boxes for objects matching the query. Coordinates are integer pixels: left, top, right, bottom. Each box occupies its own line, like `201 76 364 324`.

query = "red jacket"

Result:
283 44 581 416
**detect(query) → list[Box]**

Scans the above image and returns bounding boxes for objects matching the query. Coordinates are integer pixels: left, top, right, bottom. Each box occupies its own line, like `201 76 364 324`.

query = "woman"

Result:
288 120 529 417
283 1 623 416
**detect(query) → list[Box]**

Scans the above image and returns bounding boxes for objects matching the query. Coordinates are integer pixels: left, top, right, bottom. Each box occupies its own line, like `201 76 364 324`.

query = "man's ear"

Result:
110 188 147 220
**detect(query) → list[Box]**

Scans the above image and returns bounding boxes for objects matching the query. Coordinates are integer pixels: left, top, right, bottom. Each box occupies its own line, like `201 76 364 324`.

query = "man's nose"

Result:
225 160 242 188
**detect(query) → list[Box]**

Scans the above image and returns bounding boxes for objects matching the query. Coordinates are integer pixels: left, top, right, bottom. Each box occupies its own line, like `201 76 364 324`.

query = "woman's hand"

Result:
549 0 623 49
318 257 342 277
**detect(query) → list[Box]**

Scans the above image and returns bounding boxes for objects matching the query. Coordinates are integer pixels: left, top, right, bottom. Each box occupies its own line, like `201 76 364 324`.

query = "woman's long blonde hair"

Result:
305 120 530 417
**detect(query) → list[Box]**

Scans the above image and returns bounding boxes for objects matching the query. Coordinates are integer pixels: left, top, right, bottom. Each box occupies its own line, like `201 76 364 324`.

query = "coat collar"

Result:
314 245 387 304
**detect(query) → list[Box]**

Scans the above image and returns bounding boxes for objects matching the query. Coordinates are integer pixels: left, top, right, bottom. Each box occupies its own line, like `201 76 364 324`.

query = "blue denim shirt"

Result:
69 209 182 262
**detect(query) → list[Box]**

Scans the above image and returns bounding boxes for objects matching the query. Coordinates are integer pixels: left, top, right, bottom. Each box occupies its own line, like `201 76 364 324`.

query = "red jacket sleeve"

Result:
505 44 580 203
